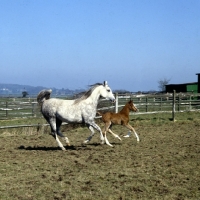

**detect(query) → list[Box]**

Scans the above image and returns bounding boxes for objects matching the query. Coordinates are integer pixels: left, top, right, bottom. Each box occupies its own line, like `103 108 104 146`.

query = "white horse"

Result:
37 81 115 150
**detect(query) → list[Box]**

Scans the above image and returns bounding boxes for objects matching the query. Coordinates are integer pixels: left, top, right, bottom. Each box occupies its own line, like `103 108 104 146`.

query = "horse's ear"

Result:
103 81 108 86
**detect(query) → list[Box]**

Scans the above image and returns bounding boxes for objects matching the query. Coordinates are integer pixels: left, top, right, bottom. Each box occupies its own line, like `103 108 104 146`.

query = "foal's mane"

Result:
74 83 103 104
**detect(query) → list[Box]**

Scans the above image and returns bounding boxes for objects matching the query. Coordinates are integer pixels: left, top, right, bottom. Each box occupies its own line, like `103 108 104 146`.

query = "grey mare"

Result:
37 81 115 150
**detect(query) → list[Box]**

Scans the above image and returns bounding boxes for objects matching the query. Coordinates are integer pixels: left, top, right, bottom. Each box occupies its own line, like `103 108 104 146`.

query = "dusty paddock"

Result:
0 113 200 200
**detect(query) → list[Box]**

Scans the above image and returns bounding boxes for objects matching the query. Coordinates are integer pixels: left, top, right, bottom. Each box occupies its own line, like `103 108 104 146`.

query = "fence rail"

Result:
0 92 200 128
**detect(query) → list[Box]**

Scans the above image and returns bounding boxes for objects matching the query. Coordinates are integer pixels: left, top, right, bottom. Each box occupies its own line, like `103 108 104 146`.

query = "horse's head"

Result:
128 100 138 112
100 81 115 103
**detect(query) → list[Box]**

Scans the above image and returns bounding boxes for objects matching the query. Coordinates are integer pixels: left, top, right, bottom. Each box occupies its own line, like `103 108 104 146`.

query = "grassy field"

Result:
0 112 200 199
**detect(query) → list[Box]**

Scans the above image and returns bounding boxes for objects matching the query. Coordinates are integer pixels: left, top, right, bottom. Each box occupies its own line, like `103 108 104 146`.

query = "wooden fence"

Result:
0 92 200 128
0 98 38 118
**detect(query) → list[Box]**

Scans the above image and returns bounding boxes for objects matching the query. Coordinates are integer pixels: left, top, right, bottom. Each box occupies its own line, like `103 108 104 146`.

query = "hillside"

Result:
0 83 83 97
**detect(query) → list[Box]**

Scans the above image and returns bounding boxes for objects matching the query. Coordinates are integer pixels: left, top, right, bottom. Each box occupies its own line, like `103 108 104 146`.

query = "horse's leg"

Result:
124 123 140 142
49 118 66 150
56 118 70 146
84 124 108 145
83 125 96 144
83 122 113 146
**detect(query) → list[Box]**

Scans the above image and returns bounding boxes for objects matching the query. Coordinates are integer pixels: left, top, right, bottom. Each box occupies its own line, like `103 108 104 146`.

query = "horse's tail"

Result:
37 89 52 105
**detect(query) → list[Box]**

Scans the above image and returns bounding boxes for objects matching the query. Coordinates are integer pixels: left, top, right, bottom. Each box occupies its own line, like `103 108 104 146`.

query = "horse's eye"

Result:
107 89 110 92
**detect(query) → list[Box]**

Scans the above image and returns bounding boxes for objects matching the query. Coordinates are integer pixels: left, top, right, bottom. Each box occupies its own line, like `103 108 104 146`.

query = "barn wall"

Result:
165 84 187 93
197 73 200 93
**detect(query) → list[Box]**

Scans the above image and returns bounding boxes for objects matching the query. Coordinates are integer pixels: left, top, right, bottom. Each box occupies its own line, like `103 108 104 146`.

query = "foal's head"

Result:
127 100 138 112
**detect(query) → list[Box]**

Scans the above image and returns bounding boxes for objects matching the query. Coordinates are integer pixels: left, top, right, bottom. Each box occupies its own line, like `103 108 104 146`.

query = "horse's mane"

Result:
74 83 103 104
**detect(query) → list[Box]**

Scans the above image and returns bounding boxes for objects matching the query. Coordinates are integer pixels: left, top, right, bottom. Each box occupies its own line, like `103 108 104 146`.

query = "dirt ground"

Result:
0 114 200 200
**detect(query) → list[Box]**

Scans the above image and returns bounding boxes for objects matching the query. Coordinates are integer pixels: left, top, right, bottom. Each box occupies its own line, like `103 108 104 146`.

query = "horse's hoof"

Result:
123 135 130 138
83 140 89 144
101 140 105 145
116 136 122 141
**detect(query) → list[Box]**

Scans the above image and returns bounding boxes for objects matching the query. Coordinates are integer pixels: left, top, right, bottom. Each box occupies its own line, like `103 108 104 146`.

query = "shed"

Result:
165 82 198 93
165 73 199 93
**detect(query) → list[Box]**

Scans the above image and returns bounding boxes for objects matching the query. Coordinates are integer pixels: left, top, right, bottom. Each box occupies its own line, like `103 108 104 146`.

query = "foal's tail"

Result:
96 111 103 117
37 89 52 105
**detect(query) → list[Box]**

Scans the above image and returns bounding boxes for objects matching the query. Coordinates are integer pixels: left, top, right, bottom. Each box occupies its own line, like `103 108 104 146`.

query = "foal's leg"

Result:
102 122 109 143
124 123 140 142
92 121 113 147
108 129 122 141
105 122 121 141
49 118 66 150
56 118 70 146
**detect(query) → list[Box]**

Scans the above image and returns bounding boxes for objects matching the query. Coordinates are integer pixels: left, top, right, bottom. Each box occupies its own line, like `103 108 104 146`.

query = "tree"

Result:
158 78 170 92
22 91 29 98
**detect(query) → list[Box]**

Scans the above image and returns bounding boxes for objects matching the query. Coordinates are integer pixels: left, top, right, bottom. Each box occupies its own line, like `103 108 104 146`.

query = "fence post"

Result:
146 97 148 112
160 97 162 111
6 101 8 118
178 94 180 111
172 90 176 121
115 93 118 113
32 102 36 117
189 94 192 110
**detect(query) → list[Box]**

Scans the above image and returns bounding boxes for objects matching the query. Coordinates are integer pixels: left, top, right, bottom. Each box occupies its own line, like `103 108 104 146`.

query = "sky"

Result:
0 0 200 92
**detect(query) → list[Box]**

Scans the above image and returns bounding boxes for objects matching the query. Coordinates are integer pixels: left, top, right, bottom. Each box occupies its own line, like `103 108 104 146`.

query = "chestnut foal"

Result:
97 100 140 143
